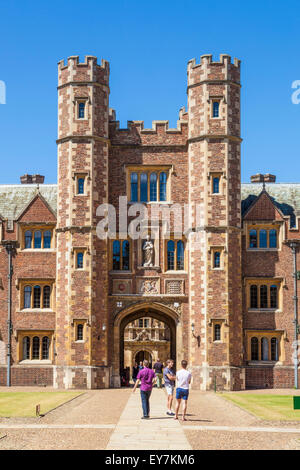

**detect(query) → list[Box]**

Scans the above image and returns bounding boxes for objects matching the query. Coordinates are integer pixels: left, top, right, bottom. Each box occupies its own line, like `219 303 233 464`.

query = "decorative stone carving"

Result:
166 280 184 295
112 279 132 295
136 329 151 341
139 279 159 295
142 235 154 267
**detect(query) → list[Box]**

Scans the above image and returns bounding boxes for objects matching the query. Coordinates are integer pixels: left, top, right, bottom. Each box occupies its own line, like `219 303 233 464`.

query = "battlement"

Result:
58 55 109 71
109 108 188 146
58 55 110 87
188 54 240 69
110 119 188 135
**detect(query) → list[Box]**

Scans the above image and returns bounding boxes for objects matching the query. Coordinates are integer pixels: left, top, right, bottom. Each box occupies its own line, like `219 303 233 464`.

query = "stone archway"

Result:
135 350 153 366
112 302 182 387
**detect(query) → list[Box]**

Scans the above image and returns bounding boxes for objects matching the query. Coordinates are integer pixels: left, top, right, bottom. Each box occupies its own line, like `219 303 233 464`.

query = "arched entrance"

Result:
135 350 152 367
112 302 182 387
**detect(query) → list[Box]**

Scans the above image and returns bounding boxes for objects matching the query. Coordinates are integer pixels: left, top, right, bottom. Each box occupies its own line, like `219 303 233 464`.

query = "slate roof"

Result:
241 183 300 227
0 183 300 226
0 184 57 220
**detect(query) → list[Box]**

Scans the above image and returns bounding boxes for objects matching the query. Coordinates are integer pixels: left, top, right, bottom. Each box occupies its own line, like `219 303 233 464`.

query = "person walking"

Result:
163 359 176 415
175 360 192 421
132 362 139 384
138 361 144 371
133 359 156 419
153 358 163 388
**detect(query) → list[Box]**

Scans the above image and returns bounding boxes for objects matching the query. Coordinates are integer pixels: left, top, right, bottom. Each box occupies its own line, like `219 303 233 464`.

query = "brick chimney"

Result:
250 173 276 184
20 174 45 184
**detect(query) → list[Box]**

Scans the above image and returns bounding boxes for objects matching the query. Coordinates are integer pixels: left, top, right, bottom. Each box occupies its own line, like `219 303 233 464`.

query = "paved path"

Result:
106 388 192 450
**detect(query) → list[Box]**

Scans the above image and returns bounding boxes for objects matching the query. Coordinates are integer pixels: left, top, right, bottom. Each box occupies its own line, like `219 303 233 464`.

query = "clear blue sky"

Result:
0 0 299 184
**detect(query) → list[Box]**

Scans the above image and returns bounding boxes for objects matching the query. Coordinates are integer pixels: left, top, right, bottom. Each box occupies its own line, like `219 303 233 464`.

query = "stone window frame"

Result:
109 238 132 272
245 222 282 251
208 172 225 196
245 330 284 363
72 247 89 271
209 318 226 343
164 238 186 273
72 319 88 343
20 224 55 250
125 165 173 203
17 330 53 363
74 97 89 121
245 278 283 312
19 280 55 311
209 96 224 120
72 171 90 197
209 246 225 271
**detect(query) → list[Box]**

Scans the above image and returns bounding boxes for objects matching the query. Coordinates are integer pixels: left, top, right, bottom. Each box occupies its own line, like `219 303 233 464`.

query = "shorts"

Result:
165 384 174 395
176 388 189 400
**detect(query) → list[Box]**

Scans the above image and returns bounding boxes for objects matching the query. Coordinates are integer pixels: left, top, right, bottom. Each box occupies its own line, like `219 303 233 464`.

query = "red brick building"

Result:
0 54 299 389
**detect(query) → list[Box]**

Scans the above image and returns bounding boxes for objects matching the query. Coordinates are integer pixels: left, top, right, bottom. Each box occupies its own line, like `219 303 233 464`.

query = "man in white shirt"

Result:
175 360 192 421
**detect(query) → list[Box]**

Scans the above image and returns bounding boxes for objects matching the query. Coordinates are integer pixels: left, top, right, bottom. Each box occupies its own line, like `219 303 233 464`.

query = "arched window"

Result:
78 102 85 119
269 229 277 248
159 172 167 201
259 230 267 248
34 231 42 249
270 285 278 309
150 173 157 201
251 337 259 360
250 285 258 308
177 241 184 270
214 324 221 341
213 177 219 194
131 173 138 202
42 337 50 360
140 173 148 202
113 240 121 270
213 101 219 118
77 178 85 195
271 337 278 361
77 324 84 341
214 251 221 268
249 230 257 248
24 286 32 309
33 285 41 308
25 231 32 249
260 285 268 308
43 230 51 249
167 240 175 270
43 286 51 309
261 337 269 361
23 336 30 360
122 241 130 270
32 337 40 360
77 252 84 269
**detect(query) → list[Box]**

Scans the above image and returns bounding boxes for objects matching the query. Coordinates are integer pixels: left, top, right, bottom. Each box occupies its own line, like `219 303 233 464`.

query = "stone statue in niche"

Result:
142 235 154 267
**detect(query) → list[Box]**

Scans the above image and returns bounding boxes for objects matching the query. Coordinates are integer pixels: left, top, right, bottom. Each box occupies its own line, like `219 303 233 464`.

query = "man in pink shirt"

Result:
133 359 156 419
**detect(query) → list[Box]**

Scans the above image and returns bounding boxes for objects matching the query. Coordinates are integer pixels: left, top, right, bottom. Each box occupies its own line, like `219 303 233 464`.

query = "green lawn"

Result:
220 393 300 421
0 392 82 417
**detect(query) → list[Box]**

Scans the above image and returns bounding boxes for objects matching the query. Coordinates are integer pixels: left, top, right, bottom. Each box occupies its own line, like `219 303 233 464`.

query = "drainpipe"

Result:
4 242 14 387
287 241 300 389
